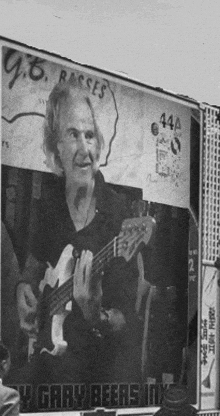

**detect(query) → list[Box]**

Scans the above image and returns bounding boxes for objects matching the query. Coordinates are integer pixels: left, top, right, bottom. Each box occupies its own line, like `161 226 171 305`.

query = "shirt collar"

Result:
94 170 113 217
54 169 113 220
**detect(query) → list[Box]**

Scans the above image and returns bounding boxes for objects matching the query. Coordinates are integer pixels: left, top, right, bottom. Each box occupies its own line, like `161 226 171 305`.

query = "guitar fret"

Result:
113 236 117 257
42 217 154 319
49 279 73 316
48 242 114 316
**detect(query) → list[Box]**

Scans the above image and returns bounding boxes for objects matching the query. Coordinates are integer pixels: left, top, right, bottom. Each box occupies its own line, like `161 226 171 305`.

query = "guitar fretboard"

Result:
39 215 155 319
45 236 119 316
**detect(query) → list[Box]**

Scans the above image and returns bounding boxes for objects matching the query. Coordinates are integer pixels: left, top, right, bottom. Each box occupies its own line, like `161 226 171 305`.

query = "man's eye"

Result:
85 131 94 140
69 130 78 139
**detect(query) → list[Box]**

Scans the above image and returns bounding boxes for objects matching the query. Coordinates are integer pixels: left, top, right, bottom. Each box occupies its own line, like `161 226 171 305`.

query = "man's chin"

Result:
72 167 96 185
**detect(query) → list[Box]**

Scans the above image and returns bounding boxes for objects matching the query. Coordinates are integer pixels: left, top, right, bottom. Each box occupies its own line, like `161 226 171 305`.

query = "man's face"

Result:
57 93 99 185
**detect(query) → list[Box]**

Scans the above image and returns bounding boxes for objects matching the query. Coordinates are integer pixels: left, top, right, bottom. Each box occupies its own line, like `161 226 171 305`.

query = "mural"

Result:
1 44 199 413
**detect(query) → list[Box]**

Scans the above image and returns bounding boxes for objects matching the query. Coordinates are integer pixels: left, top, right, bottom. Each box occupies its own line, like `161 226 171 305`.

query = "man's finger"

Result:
24 288 38 308
84 251 93 285
73 258 80 283
81 250 87 284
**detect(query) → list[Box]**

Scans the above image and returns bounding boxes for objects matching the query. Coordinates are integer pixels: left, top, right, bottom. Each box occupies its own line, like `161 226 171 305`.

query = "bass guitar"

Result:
31 215 156 357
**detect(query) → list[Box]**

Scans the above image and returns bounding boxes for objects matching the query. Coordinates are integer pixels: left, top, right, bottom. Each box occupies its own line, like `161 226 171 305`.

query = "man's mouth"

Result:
75 162 91 168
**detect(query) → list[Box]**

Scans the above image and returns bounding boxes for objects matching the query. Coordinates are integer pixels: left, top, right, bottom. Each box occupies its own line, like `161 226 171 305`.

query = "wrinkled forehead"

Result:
59 89 94 127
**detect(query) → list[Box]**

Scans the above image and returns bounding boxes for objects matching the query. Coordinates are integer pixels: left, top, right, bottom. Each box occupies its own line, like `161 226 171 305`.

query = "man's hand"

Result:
73 250 102 325
16 282 38 337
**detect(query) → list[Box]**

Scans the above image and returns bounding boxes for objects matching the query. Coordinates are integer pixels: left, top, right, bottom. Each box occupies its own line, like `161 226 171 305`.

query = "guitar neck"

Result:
46 215 155 317
49 237 118 316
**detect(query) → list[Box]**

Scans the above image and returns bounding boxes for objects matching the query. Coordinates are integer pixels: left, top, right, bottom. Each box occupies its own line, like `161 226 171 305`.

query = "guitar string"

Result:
47 239 130 315
41 240 114 307
40 219 149 312
49 245 115 308
48 237 122 312
47 247 118 315
40 235 121 310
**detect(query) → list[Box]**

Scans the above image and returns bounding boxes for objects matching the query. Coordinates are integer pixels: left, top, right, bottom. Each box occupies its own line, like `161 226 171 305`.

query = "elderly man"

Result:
15 79 142 385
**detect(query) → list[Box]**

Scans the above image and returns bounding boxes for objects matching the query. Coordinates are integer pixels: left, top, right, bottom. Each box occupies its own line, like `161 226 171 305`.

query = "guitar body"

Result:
36 244 75 356
33 216 155 358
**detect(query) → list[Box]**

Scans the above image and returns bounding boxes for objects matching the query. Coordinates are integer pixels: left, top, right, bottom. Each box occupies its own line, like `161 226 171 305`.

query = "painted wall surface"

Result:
201 265 220 410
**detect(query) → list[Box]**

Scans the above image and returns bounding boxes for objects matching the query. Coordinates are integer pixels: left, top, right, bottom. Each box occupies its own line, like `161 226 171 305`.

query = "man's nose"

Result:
77 134 89 154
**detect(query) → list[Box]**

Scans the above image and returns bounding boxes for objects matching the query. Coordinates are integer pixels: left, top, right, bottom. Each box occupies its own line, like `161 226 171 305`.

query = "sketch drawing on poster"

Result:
1 46 192 208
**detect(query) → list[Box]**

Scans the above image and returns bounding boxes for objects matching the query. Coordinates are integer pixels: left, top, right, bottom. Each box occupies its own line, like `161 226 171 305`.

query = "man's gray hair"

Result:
43 78 104 176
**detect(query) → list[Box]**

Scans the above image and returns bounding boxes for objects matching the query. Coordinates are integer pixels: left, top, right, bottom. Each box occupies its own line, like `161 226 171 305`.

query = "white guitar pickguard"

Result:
39 244 75 356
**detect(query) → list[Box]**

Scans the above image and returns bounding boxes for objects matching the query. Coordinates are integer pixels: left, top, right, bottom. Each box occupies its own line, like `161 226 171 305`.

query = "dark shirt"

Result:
33 171 126 268
1 223 21 366
30 171 142 384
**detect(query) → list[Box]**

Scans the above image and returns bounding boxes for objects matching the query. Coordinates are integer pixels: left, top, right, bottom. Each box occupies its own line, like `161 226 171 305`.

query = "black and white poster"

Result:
1 41 199 413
